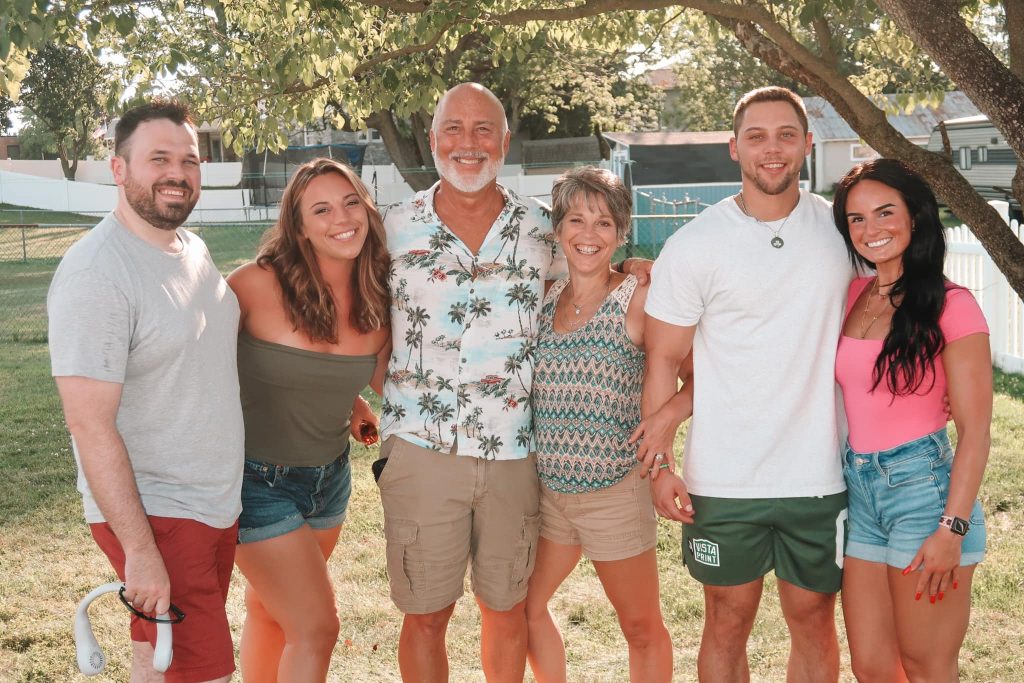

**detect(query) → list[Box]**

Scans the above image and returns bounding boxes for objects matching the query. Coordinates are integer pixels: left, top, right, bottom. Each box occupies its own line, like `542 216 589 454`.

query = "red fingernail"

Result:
953 581 958 590
938 592 944 601
915 592 922 601
930 595 936 604
902 566 912 576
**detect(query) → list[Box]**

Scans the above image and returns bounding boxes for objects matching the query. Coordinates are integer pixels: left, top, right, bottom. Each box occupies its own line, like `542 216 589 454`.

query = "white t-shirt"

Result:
646 191 853 498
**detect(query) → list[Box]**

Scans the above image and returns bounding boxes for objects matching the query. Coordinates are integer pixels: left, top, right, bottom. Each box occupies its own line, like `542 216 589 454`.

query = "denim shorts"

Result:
844 429 985 568
238 447 352 544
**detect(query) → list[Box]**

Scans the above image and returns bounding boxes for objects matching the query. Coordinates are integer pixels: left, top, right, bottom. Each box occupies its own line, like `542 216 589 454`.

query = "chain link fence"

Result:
1 206 696 343
0 220 271 342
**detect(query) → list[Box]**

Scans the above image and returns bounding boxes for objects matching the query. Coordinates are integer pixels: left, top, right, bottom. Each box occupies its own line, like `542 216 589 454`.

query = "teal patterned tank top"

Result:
533 275 645 493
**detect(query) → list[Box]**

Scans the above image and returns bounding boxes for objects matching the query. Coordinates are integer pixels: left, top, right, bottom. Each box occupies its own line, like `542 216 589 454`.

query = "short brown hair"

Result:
551 166 632 244
733 87 808 136
114 100 196 157
257 158 390 340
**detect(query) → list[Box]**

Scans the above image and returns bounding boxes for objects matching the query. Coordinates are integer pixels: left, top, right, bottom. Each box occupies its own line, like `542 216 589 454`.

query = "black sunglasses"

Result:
118 586 186 624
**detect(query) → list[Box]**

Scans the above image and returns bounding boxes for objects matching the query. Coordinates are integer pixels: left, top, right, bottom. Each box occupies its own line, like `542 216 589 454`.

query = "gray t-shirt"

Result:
646 191 854 498
48 213 244 528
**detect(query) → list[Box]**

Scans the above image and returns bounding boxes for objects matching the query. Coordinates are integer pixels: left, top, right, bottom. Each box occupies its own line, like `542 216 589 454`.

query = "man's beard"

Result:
743 163 802 197
433 150 503 193
123 173 197 231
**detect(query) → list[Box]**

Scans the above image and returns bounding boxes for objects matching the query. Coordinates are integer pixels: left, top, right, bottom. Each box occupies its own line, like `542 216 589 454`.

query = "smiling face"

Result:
430 84 510 194
112 118 201 231
557 192 621 277
298 172 371 263
843 178 913 273
730 100 811 197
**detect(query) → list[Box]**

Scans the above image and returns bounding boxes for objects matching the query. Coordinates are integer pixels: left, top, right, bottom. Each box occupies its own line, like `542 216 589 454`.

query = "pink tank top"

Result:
836 277 988 452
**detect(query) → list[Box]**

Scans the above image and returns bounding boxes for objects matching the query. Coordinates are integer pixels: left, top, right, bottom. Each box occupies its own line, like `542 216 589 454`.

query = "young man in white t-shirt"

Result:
638 87 853 681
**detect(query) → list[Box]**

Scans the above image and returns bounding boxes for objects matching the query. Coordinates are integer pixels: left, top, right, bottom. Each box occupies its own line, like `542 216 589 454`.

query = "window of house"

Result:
357 128 381 143
850 143 878 161
959 146 972 170
977 146 988 163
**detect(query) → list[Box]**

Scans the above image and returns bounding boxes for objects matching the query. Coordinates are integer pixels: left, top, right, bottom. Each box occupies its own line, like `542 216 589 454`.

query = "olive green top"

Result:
238 331 377 467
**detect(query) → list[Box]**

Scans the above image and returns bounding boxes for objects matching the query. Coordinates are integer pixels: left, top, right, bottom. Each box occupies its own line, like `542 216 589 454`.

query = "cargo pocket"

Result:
509 513 542 590
385 519 419 595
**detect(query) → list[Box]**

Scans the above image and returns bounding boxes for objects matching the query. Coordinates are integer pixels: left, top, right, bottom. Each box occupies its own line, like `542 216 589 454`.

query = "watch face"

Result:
951 517 970 535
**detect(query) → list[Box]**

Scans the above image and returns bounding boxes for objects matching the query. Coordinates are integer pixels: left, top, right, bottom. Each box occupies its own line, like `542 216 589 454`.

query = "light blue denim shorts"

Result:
238 446 352 544
844 429 985 568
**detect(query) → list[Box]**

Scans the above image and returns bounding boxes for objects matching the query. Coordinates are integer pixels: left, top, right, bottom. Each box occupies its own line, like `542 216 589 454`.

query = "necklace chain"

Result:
737 192 792 249
562 273 613 330
858 277 892 338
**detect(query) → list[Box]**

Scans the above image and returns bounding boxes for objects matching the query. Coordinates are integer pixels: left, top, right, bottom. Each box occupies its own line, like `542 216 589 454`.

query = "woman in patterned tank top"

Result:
525 167 678 682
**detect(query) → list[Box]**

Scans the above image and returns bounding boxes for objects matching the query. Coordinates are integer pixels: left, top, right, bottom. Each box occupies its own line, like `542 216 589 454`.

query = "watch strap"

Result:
939 515 970 536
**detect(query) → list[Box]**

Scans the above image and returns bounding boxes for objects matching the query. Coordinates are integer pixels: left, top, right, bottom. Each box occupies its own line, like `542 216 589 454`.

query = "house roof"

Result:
603 131 732 147
804 91 980 141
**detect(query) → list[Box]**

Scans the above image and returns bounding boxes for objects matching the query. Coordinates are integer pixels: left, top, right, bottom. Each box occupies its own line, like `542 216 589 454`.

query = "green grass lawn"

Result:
0 221 269 342
1 343 1022 681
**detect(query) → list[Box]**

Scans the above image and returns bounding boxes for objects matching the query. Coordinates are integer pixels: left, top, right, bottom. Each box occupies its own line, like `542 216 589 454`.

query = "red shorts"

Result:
90 516 237 683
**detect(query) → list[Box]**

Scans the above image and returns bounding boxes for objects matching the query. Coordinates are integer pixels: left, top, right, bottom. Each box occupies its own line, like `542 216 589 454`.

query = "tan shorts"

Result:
375 436 541 614
539 466 658 562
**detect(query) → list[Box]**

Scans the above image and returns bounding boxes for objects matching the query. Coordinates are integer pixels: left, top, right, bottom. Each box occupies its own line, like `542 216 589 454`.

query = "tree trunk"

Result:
55 141 76 180
719 13 1024 301
367 109 438 191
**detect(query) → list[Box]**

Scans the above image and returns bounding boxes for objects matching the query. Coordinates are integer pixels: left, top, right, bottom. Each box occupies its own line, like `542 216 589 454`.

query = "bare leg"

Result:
479 596 530 683
593 548 673 683
842 557 908 682
235 525 342 682
525 537 583 683
890 564 975 682
399 604 456 683
698 579 763 682
777 579 839 683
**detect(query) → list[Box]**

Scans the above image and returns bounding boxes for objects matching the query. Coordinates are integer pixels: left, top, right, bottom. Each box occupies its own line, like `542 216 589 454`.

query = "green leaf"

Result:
115 13 136 37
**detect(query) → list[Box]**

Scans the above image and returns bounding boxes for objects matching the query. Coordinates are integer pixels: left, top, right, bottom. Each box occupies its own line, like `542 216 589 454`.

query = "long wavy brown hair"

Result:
257 158 390 342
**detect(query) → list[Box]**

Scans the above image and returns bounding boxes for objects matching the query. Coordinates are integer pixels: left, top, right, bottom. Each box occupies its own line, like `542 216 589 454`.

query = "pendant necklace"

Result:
858 278 894 339
737 192 792 249
565 273 613 330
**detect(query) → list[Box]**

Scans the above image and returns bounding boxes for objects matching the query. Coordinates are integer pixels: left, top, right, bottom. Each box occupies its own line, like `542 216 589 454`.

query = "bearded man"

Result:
48 100 243 683
639 86 854 682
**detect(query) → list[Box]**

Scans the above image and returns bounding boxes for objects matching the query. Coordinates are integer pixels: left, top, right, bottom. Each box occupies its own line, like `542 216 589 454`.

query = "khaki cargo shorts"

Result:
375 436 541 614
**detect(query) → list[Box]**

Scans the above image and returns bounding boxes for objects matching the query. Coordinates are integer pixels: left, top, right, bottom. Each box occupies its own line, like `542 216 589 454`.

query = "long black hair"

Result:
832 158 948 395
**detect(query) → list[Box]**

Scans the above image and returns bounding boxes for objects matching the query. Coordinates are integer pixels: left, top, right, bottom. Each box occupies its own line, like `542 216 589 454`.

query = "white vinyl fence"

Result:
945 201 1024 374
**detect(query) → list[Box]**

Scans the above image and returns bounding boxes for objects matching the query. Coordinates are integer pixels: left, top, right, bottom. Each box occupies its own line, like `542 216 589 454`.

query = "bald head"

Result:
432 83 508 137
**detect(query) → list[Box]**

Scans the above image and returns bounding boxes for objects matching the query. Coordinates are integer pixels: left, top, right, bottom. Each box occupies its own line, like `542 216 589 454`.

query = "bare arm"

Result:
907 333 992 601
638 317 696 475
54 376 169 615
639 316 697 522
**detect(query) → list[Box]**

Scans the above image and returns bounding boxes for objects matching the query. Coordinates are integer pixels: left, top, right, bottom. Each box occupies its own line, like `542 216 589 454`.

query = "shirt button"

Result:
461 358 467 363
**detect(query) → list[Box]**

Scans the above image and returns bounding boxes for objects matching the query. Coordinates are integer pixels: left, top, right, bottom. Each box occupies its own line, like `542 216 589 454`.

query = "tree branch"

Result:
1006 0 1024 79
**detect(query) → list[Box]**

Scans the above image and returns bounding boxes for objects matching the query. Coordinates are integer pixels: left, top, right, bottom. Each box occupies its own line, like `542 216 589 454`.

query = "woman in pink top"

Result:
832 158 992 681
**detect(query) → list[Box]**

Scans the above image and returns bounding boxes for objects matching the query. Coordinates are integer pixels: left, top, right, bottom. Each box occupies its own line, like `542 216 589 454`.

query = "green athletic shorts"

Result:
682 492 847 593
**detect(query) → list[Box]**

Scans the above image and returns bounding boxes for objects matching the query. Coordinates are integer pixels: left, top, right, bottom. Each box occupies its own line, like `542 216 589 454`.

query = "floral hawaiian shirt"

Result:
381 182 568 460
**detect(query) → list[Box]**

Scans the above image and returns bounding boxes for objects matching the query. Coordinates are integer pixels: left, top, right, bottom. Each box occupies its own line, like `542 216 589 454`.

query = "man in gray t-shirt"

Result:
48 101 243 682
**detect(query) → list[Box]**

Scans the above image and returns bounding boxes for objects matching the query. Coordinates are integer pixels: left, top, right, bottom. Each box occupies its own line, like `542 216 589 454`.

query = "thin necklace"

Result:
858 278 893 338
737 192 792 249
564 273 613 330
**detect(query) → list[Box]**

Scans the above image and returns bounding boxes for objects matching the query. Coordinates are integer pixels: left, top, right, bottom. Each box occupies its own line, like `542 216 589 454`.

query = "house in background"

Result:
603 131 741 186
0 136 19 159
804 91 980 192
930 114 1022 220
